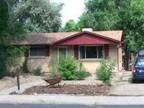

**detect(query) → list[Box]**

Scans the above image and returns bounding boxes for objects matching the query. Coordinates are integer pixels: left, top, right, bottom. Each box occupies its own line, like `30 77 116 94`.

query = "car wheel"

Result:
132 78 136 83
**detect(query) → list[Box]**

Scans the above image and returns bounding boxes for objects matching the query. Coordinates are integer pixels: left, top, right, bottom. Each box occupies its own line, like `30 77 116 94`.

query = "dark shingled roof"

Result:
15 31 123 45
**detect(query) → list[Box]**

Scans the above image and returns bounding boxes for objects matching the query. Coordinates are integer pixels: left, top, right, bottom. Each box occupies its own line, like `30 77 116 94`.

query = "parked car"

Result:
132 50 144 82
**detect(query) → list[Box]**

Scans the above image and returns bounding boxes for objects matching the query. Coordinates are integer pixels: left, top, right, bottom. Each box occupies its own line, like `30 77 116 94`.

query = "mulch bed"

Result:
10 85 110 96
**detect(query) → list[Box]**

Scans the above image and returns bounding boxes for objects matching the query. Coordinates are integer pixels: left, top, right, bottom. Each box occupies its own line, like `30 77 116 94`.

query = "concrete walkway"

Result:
109 71 144 96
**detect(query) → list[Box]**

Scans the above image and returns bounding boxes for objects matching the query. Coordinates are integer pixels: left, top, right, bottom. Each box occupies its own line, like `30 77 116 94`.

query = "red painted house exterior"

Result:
53 32 118 45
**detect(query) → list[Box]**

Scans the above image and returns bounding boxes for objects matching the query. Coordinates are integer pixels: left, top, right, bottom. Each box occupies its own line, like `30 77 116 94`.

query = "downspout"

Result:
117 46 119 71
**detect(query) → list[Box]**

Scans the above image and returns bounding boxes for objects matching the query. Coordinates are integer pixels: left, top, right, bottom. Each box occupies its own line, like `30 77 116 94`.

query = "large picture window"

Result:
79 46 103 59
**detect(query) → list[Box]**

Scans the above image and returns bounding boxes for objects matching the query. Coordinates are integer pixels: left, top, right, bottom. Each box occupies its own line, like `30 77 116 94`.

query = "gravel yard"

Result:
11 84 110 96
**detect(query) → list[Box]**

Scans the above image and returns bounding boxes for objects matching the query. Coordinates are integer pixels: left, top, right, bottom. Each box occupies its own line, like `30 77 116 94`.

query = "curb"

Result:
0 95 144 105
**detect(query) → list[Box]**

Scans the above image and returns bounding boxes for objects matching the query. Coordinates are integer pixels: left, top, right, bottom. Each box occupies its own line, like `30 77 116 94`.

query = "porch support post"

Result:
74 46 78 60
104 45 109 59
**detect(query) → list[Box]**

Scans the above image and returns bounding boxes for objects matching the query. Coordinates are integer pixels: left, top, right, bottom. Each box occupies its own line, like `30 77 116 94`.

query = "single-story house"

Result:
16 29 123 76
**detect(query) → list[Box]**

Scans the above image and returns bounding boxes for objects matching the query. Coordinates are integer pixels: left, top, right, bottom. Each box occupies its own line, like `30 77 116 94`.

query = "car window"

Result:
135 58 144 67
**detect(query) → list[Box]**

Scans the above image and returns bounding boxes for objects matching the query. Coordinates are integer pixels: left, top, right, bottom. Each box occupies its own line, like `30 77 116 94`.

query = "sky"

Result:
52 0 85 26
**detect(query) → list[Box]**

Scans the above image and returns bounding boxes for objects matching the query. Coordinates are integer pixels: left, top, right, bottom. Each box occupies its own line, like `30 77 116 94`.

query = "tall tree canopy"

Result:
78 0 144 52
0 0 62 77
117 0 144 52
0 0 24 43
15 0 62 32
0 0 26 77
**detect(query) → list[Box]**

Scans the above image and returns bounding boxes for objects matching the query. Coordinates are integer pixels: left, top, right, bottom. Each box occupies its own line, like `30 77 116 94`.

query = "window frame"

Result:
58 46 68 60
78 45 104 60
29 45 49 58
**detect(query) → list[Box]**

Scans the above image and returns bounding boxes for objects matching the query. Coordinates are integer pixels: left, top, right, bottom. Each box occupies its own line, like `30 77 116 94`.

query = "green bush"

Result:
32 68 42 76
96 59 114 84
75 71 90 80
58 57 90 80
58 57 78 80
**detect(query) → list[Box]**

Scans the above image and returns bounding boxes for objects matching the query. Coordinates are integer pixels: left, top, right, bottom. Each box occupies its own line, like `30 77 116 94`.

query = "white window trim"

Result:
78 45 104 60
57 46 68 60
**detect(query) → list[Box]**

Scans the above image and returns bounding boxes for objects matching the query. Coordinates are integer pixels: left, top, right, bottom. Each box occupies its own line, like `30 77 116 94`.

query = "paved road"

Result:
0 104 144 108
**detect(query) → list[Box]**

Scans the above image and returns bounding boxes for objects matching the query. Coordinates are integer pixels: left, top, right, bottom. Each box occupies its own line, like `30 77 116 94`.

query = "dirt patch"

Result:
11 85 110 96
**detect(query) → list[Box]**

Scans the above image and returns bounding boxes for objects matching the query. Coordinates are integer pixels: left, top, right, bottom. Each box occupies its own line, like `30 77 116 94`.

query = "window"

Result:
29 46 48 57
58 47 67 60
136 58 144 67
79 46 103 59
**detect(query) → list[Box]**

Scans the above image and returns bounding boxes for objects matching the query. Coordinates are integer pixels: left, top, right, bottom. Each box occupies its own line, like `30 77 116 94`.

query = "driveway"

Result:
109 71 144 96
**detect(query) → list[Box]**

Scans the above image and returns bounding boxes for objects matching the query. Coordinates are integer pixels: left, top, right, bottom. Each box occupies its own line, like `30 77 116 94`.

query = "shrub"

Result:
32 68 42 76
75 71 90 80
58 57 90 80
96 59 114 84
58 57 78 80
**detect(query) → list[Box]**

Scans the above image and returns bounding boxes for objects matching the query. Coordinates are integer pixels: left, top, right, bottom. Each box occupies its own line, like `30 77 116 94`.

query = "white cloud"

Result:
52 0 85 25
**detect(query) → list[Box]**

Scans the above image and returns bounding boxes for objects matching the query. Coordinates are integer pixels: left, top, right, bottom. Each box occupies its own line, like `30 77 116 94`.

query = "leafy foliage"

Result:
96 60 114 84
78 0 144 53
62 20 80 32
117 0 144 52
75 71 90 80
0 0 63 78
58 57 89 80
78 0 122 30
15 0 62 32
0 0 26 78
58 57 78 80
0 0 25 42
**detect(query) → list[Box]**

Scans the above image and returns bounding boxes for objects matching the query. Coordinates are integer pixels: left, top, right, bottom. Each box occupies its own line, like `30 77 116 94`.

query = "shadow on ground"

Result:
131 79 144 84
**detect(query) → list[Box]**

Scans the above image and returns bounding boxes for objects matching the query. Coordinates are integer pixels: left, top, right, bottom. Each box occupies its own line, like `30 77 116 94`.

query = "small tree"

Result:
58 57 90 80
58 57 78 80
96 60 114 85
